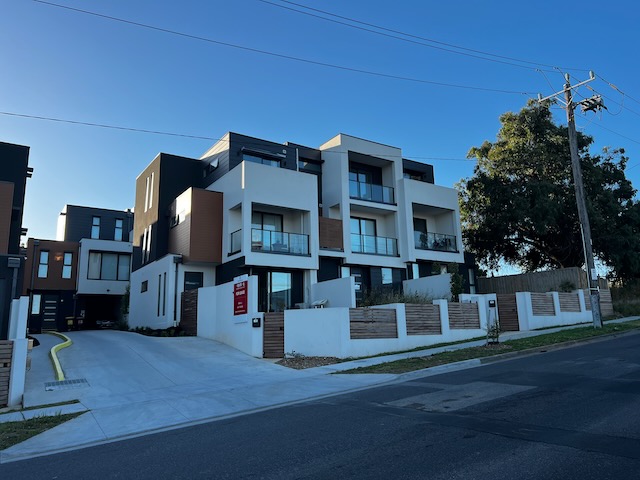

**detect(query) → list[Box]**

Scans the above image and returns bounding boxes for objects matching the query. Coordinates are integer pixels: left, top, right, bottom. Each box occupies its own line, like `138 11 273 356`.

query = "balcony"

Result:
351 233 398 256
414 231 458 252
349 180 395 204
251 229 309 256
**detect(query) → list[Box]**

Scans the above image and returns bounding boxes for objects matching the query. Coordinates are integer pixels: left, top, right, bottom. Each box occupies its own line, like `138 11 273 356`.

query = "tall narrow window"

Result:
114 219 123 241
144 176 150 212
157 274 162 316
37 251 49 278
149 172 154 209
91 216 101 239
62 252 73 279
162 272 167 316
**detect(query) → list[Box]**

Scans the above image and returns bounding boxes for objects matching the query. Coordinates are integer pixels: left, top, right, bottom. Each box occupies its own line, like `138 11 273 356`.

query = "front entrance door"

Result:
41 294 59 331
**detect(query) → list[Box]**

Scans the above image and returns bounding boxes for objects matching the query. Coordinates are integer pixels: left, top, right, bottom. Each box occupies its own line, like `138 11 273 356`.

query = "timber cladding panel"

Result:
319 217 343 250
349 308 398 339
531 293 556 316
448 303 481 329
405 304 441 335
180 290 198 336
558 292 581 312
0 340 12 408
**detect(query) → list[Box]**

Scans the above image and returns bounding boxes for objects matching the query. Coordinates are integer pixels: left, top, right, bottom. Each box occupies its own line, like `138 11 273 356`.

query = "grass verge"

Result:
0 413 82 450
340 320 640 374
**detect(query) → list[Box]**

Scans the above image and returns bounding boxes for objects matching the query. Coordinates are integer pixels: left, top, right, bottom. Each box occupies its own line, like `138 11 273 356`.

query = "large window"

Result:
91 216 101 239
62 252 73 279
243 153 281 168
350 217 376 253
252 212 283 232
114 219 123 241
37 251 49 278
88 252 131 281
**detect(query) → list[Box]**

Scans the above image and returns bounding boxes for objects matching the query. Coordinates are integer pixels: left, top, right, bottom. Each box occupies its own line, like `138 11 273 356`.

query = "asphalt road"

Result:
4 332 640 479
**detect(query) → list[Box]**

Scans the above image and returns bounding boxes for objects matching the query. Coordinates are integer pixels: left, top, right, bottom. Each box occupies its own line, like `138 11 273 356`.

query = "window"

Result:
37 251 49 278
91 216 101 239
31 294 41 314
410 263 420 279
144 176 150 212
184 272 204 291
381 268 393 285
413 218 427 234
298 159 322 173
243 153 281 168
141 280 148 293
252 212 283 232
62 252 73 279
350 217 376 253
149 172 154 209
115 219 123 241
341 266 351 278
88 252 131 280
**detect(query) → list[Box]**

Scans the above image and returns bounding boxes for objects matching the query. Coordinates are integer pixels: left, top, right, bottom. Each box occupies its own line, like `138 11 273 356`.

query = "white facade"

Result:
76 239 133 295
319 133 464 269
208 160 319 272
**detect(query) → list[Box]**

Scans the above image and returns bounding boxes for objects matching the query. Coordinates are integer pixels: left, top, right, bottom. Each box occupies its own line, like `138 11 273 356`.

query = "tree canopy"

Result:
458 101 640 281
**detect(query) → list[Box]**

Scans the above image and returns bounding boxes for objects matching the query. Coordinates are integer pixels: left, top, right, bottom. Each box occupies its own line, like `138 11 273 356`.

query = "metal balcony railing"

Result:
251 229 309 256
414 231 458 252
349 180 395 204
351 233 398 256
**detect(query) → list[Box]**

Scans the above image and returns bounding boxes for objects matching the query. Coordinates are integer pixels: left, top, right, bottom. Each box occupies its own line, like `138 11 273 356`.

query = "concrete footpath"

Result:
1 318 638 463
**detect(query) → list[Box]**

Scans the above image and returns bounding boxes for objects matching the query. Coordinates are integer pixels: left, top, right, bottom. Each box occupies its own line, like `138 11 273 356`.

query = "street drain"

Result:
45 378 89 391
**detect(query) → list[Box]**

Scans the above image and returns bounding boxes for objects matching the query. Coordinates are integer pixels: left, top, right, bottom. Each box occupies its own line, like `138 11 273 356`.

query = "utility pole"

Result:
539 72 603 328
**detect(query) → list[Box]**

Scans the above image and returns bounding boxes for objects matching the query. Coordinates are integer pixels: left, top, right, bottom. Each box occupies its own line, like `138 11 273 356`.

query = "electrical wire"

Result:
597 74 640 108
33 0 533 95
259 0 589 73
257 0 554 72
0 110 475 162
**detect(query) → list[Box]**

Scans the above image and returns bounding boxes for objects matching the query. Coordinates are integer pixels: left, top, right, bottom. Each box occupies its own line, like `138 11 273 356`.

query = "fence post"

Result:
433 299 450 336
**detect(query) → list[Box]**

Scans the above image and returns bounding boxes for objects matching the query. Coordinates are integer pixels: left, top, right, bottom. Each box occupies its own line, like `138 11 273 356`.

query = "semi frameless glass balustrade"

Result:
414 231 458 252
349 180 395 204
350 233 398 256
251 229 309 256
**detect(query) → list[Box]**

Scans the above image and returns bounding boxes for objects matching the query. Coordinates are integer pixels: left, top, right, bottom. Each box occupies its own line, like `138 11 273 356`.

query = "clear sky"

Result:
2 0 639 242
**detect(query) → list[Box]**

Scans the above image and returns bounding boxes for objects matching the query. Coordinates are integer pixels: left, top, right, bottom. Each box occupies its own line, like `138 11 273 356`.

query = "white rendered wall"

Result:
403 274 452 300
310 276 356 308
8 297 29 407
516 291 591 330
401 178 464 264
285 301 488 358
129 255 179 330
208 161 319 271
77 239 133 295
197 276 263 357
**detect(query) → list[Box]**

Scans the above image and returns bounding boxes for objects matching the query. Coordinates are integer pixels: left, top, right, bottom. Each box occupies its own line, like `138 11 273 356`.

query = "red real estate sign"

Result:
234 281 248 315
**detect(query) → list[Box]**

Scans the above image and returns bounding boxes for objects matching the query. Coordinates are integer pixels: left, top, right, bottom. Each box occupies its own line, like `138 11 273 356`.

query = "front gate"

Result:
497 294 519 331
263 312 284 358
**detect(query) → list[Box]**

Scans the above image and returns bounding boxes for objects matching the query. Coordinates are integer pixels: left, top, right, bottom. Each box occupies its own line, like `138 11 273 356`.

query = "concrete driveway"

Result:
7 330 393 461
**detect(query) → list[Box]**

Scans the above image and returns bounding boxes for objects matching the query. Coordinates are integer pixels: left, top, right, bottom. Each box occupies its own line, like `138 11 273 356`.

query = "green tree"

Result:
458 101 640 281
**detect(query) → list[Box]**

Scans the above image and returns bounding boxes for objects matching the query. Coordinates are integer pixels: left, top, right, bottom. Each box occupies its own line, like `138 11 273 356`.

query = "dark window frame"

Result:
87 251 131 281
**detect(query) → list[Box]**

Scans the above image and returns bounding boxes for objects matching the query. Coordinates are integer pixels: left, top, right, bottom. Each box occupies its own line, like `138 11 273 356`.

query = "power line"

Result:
258 0 551 72
259 0 589 73
597 74 640 108
33 0 533 95
0 109 475 162
577 114 640 147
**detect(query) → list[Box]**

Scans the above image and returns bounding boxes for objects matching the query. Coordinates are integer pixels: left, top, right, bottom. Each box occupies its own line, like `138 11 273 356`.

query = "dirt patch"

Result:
277 356 342 369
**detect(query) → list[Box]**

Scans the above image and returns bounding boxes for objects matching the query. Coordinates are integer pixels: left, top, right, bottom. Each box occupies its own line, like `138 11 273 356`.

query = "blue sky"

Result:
2 0 639 242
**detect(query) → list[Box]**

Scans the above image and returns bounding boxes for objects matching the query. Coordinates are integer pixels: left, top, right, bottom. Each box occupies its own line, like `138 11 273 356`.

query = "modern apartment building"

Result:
130 132 471 329
0 141 32 338
23 205 133 332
